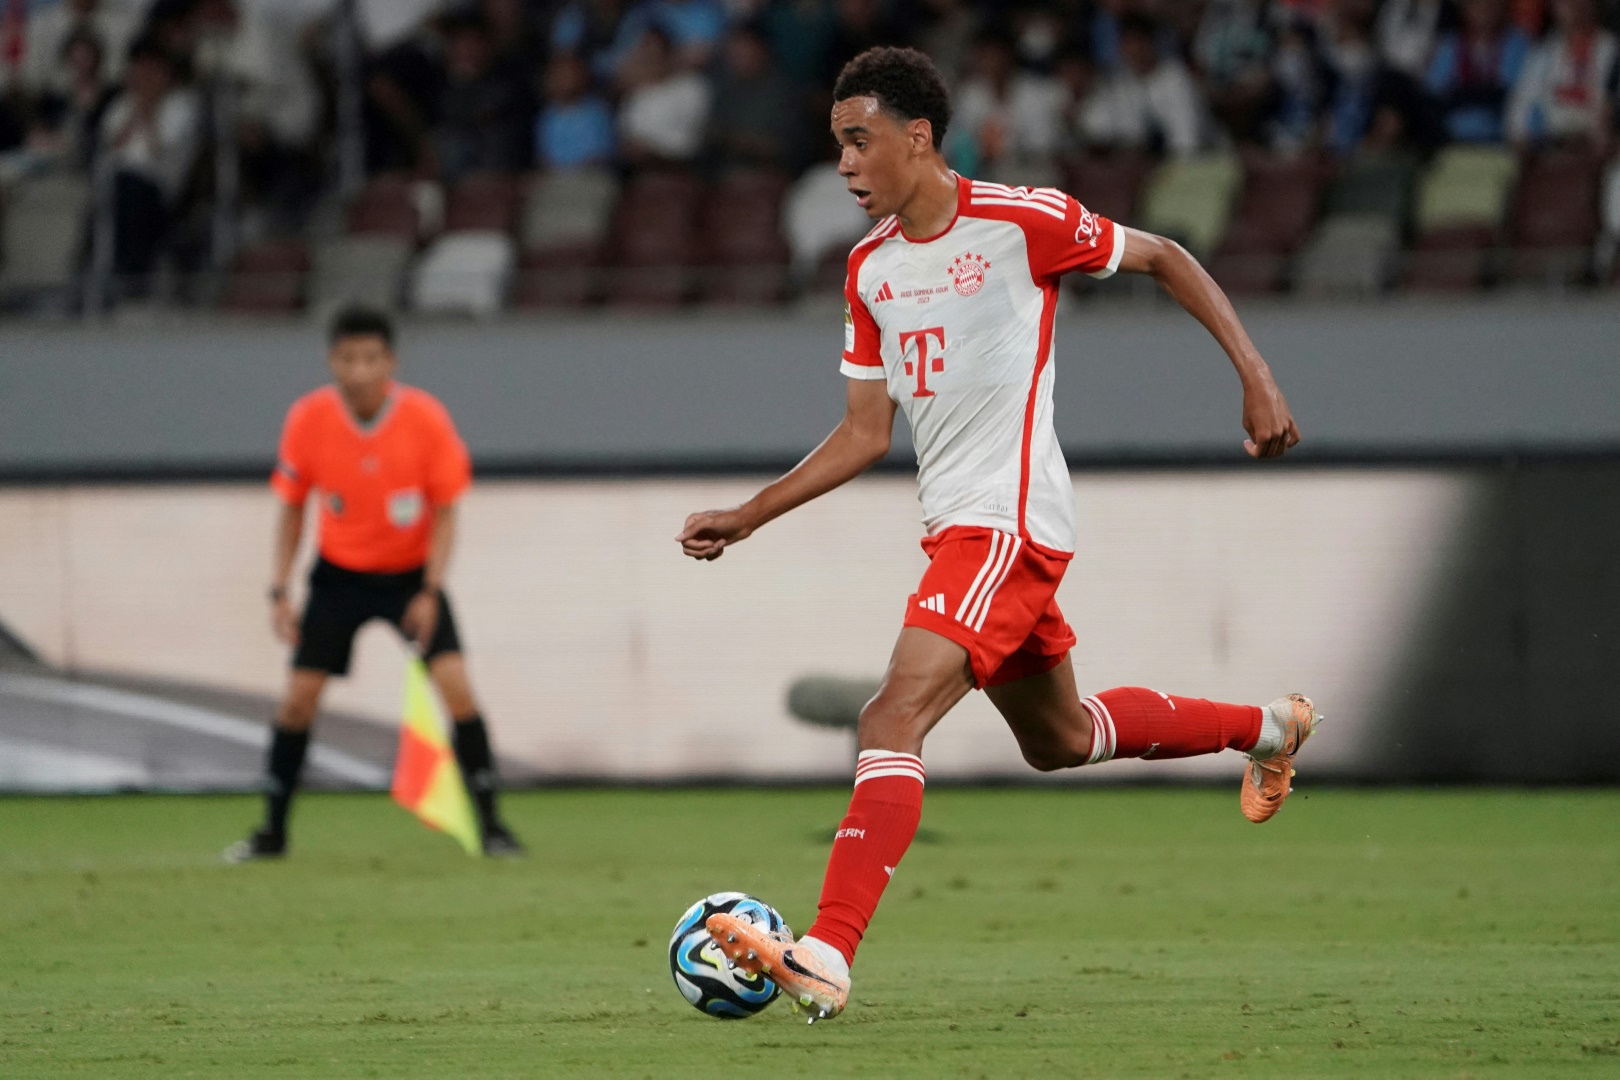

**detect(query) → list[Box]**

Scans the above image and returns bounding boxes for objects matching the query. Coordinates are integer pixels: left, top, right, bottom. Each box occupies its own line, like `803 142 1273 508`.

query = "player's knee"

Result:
276 700 316 731
1019 731 1089 772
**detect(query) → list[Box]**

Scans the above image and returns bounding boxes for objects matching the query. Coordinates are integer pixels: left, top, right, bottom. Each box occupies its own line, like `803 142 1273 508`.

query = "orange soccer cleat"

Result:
706 913 850 1023
1241 693 1321 824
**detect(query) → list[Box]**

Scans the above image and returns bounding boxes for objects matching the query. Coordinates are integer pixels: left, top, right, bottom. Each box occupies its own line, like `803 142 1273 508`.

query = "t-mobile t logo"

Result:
899 327 946 398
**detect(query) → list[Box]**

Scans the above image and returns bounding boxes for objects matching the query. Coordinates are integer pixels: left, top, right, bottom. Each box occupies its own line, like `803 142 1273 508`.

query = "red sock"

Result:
1082 687 1261 761
804 751 924 966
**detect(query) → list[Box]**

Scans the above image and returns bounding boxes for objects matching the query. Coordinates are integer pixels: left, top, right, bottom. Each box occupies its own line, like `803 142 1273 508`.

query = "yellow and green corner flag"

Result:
391 658 481 855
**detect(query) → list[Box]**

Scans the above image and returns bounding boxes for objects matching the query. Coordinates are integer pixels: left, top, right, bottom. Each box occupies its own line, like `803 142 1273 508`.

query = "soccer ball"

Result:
668 892 790 1019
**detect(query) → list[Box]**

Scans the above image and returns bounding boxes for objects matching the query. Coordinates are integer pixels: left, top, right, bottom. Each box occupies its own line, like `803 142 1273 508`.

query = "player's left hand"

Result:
401 591 439 651
1241 379 1301 459
676 508 754 561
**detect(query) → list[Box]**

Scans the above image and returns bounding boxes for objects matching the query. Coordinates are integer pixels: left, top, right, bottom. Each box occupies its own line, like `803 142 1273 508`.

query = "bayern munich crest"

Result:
949 252 990 297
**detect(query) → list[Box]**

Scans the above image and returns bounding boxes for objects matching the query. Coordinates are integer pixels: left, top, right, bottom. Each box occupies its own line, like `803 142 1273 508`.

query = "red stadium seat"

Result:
1403 225 1496 292
1506 148 1603 285
606 169 704 306
1063 152 1150 226
445 172 522 234
1209 153 1329 294
220 240 310 314
701 169 792 304
346 174 420 238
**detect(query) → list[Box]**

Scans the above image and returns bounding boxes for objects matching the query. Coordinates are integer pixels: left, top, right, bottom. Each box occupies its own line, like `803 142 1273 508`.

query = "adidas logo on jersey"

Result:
873 281 894 303
917 592 946 614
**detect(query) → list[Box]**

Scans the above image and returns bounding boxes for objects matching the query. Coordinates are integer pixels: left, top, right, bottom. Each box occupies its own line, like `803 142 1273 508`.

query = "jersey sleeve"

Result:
421 397 472 507
839 273 885 381
1024 193 1125 284
270 400 313 506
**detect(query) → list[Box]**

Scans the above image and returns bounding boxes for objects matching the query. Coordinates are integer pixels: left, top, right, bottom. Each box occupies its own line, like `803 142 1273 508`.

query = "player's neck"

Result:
895 163 959 242
341 384 392 424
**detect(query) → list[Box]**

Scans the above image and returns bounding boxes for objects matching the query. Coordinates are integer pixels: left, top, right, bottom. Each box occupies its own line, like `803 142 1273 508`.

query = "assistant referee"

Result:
226 306 522 860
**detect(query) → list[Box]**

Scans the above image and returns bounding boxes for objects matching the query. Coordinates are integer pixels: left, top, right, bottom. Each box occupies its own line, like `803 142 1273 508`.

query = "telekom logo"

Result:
899 327 946 398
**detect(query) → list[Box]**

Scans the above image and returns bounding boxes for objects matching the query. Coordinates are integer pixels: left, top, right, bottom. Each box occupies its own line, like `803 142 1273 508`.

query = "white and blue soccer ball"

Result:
668 892 790 1019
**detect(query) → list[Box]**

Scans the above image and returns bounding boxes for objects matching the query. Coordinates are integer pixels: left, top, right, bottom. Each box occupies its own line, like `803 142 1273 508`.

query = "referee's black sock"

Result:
451 715 500 831
263 727 311 838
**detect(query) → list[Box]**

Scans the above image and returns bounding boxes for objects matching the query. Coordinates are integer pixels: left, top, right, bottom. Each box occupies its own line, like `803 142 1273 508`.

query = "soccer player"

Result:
678 48 1318 1021
226 306 522 861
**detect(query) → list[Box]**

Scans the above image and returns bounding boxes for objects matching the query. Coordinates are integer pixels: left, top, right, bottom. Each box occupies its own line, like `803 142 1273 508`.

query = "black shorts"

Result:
293 558 463 676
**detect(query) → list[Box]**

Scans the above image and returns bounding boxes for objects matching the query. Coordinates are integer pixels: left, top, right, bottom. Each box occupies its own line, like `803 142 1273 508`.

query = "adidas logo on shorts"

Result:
917 592 946 614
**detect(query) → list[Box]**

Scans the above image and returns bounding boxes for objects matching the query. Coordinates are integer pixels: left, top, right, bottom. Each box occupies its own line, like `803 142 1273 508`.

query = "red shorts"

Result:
902 526 1076 688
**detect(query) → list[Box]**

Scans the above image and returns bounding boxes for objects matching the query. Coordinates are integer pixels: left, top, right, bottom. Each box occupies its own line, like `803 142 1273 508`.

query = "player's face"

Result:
328 335 397 416
833 96 931 220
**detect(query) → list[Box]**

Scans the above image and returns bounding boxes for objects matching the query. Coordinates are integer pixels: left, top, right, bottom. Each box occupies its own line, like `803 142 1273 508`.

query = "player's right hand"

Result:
676 509 754 561
270 597 300 645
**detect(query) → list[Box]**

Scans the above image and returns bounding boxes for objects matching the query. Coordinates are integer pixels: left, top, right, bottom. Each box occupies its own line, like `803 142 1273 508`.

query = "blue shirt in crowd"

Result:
537 97 616 170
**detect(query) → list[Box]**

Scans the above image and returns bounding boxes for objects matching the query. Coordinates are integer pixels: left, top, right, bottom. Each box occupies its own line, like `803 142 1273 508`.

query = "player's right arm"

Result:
268 398 315 644
676 377 896 561
269 501 304 644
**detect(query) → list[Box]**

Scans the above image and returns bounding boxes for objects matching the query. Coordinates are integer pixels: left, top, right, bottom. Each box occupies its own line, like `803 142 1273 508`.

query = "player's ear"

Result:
909 118 933 155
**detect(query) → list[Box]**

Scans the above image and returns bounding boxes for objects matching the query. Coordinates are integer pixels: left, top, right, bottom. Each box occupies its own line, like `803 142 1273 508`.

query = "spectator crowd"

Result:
0 0 1617 309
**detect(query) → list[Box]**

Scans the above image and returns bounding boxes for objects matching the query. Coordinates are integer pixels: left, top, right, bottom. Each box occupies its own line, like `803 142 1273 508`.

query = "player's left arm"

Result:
401 502 456 652
1115 227 1301 459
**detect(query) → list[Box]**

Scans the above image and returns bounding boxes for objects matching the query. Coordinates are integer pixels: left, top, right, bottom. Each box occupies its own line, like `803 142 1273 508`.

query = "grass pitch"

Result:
2 788 1616 1079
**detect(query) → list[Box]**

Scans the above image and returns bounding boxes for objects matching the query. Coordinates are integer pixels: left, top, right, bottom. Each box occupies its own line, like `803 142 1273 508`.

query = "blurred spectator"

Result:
1322 0 1432 153
192 0 320 152
551 0 641 86
536 51 615 169
617 27 709 165
643 0 728 69
1196 0 1276 145
1075 13 1210 156
97 38 201 292
1506 0 1617 149
907 0 981 84
482 0 547 80
825 0 900 85
364 19 444 176
435 13 534 181
21 0 137 94
1377 0 1453 78
760 0 836 88
951 28 1064 185
1425 0 1532 142
1267 19 1331 150
30 28 116 171
708 22 799 173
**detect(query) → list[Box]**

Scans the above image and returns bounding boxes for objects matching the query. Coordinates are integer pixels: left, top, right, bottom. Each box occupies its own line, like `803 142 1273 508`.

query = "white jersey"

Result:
842 175 1123 554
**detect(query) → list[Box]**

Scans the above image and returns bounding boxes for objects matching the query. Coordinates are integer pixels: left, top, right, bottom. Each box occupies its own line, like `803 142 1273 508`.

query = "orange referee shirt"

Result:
270 383 471 573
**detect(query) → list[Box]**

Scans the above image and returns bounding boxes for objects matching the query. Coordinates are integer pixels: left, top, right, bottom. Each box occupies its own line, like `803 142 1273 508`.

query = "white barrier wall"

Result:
0 472 1475 781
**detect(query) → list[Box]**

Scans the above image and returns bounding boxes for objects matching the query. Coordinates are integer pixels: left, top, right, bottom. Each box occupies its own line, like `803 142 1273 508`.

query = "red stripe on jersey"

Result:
1017 283 1061 541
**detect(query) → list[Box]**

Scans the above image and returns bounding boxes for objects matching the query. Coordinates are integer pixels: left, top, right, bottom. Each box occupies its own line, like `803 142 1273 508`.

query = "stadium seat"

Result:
220 239 310 314
1400 147 1517 293
409 231 515 316
445 172 522 234
0 172 90 299
1295 213 1400 297
1210 152 1328 294
520 168 618 258
606 169 703 306
514 169 618 308
1137 153 1242 259
1504 148 1603 286
1064 152 1151 226
1403 225 1497 292
345 174 424 238
310 235 412 313
1323 152 1418 225
701 169 792 304
1413 145 1518 235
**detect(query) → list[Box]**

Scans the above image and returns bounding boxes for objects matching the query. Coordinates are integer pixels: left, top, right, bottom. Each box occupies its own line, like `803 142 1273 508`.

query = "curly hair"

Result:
832 47 951 149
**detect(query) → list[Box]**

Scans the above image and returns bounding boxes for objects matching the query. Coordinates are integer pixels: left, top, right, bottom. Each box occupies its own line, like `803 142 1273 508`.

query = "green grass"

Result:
1 788 1617 1079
